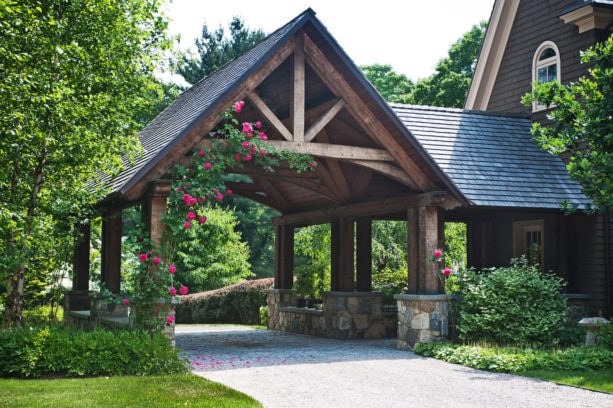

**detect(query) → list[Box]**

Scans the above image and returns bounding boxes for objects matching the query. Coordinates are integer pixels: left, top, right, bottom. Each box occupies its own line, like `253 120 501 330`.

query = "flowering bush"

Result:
122 102 313 330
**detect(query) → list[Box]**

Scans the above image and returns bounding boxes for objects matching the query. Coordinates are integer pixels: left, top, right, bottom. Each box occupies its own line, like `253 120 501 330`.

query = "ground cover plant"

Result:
0 374 262 408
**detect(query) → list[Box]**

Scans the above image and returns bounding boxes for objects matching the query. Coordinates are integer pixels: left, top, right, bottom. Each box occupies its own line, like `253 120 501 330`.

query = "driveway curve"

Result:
176 325 612 408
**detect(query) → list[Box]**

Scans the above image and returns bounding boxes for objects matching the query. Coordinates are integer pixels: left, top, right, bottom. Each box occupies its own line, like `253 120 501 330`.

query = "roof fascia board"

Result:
465 0 520 110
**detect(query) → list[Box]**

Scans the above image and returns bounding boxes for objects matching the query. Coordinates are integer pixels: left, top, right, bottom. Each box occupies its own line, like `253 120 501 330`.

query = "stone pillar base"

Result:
267 289 293 330
395 294 449 350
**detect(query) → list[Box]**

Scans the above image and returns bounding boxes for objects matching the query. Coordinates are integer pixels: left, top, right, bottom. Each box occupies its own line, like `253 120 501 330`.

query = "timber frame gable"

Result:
109 8 466 215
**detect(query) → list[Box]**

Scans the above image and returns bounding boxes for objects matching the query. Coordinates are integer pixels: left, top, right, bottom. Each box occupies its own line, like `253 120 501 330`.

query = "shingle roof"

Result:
107 9 316 195
391 104 591 209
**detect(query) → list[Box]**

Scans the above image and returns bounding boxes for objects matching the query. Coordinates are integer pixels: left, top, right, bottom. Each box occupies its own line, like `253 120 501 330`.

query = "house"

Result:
66 2 612 347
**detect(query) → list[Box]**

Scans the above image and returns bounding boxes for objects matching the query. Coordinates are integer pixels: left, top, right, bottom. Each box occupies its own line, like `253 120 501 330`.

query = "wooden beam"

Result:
73 223 91 291
278 177 340 203
302 33 432 191
304 98 346 142
257 177 292 210
273 192 455 226
348 159 418 189
406 208 419 293
312 161 343 202
326 158 351 202
350 166 373 199
266 140 393 161
233 189 287 212
122 38 296 201
101 208 122 293
247 90 293 141
291 45 305 142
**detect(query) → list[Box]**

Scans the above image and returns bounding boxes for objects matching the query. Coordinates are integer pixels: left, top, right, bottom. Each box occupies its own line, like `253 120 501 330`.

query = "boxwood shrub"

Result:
176 278 273 325
457 258 566 346
0 324 188 378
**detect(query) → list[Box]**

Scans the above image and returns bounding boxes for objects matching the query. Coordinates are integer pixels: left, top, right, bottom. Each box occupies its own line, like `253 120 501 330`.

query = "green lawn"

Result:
518 369 613 394
0 374 262 408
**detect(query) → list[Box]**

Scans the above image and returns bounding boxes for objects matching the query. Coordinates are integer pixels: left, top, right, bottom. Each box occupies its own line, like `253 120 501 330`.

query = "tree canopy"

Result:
360 64 414 104
0 0 171 326
174 17 265 85
522 34 613 211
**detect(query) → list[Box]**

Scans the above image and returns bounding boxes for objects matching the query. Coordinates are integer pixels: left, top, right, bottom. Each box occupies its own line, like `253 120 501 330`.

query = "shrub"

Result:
458 258 566 346
598 321 613 350
0 324 187 378
176 278 273 325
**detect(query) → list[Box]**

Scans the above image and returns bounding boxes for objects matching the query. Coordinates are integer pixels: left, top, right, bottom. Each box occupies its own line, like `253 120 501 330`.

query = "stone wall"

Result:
268 290 395 339
395 294 449 350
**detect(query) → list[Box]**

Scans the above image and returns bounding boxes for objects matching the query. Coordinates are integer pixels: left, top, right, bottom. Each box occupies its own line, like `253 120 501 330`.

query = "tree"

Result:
411 21 487 108
522 34 613 211
174 17 266 85
173 207 252 292
361 64 414 103
0 0 171 327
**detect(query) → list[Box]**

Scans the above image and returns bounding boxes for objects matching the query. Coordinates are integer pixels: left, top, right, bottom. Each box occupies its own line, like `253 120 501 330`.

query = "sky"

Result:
164 0 495 82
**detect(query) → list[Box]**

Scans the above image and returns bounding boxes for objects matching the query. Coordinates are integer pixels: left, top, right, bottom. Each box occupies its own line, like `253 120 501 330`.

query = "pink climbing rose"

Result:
179 285 189 295
234 100 245 113
310 161 317 168
122 298 130 305
152 257 161 265
168 264 177 274
216 193 224 201
198 149 205 157
260 149 266 157
226 189 233 195
259 132 267 141
433 249 442 259
166 315 175 325
242 122 253 134
184 221 191 229
138 253 148 262
443 267 452 276
244 153 252 161
241 141 250 149
187 211 196 220
203 162 212 170
198 216 207 224
255 121 262 129
169 287 177 296
234 153 242 160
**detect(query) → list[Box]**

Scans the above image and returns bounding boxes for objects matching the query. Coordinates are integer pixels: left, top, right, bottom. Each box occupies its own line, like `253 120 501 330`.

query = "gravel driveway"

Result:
176 325 613 408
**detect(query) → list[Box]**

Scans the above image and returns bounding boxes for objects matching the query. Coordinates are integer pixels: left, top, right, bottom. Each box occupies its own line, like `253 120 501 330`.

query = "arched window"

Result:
532 41 561 111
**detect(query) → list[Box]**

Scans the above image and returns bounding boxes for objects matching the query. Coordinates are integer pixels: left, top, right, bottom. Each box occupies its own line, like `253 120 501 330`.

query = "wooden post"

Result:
73 222 91 291
291 41 305 142
143 180 171 248
101 208 122 293
407 206 444 294
407 208 419 293
356 217 372 292
274 224 294 289
331 217 357 292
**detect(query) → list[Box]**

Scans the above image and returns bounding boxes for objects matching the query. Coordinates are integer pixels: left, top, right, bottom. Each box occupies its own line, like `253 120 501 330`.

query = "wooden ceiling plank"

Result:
291 43 305 142
302 33 432 191
304 98 346 142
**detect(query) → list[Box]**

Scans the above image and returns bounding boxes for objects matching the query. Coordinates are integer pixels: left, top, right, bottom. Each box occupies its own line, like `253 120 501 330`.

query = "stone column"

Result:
400 206 447 349
267 289 293 330
356 217 372 292
101 208 122 293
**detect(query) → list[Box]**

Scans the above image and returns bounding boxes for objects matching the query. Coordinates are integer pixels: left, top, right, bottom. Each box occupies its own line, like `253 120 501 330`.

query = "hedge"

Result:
176 278 273 325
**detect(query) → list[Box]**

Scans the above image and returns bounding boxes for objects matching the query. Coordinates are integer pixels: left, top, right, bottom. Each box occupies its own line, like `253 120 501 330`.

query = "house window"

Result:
532 41 561 112
513 220 544 269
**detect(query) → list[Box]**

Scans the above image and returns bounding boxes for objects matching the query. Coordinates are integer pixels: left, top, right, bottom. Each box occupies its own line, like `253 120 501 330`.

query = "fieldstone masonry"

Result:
267 290 396 339
395 294 449 349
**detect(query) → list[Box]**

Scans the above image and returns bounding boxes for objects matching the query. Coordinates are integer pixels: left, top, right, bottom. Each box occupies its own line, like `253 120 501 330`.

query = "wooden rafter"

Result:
348 159 418 189
257 177 292 210
302 33 433 191
350 166 373 199
304 98 346 142
123 38 297 201
278 178 339 203
319 130 350 202
247 91 293 141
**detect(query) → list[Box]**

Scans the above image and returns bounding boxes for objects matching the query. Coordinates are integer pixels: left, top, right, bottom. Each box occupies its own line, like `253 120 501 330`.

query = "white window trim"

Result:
532 41 561 112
